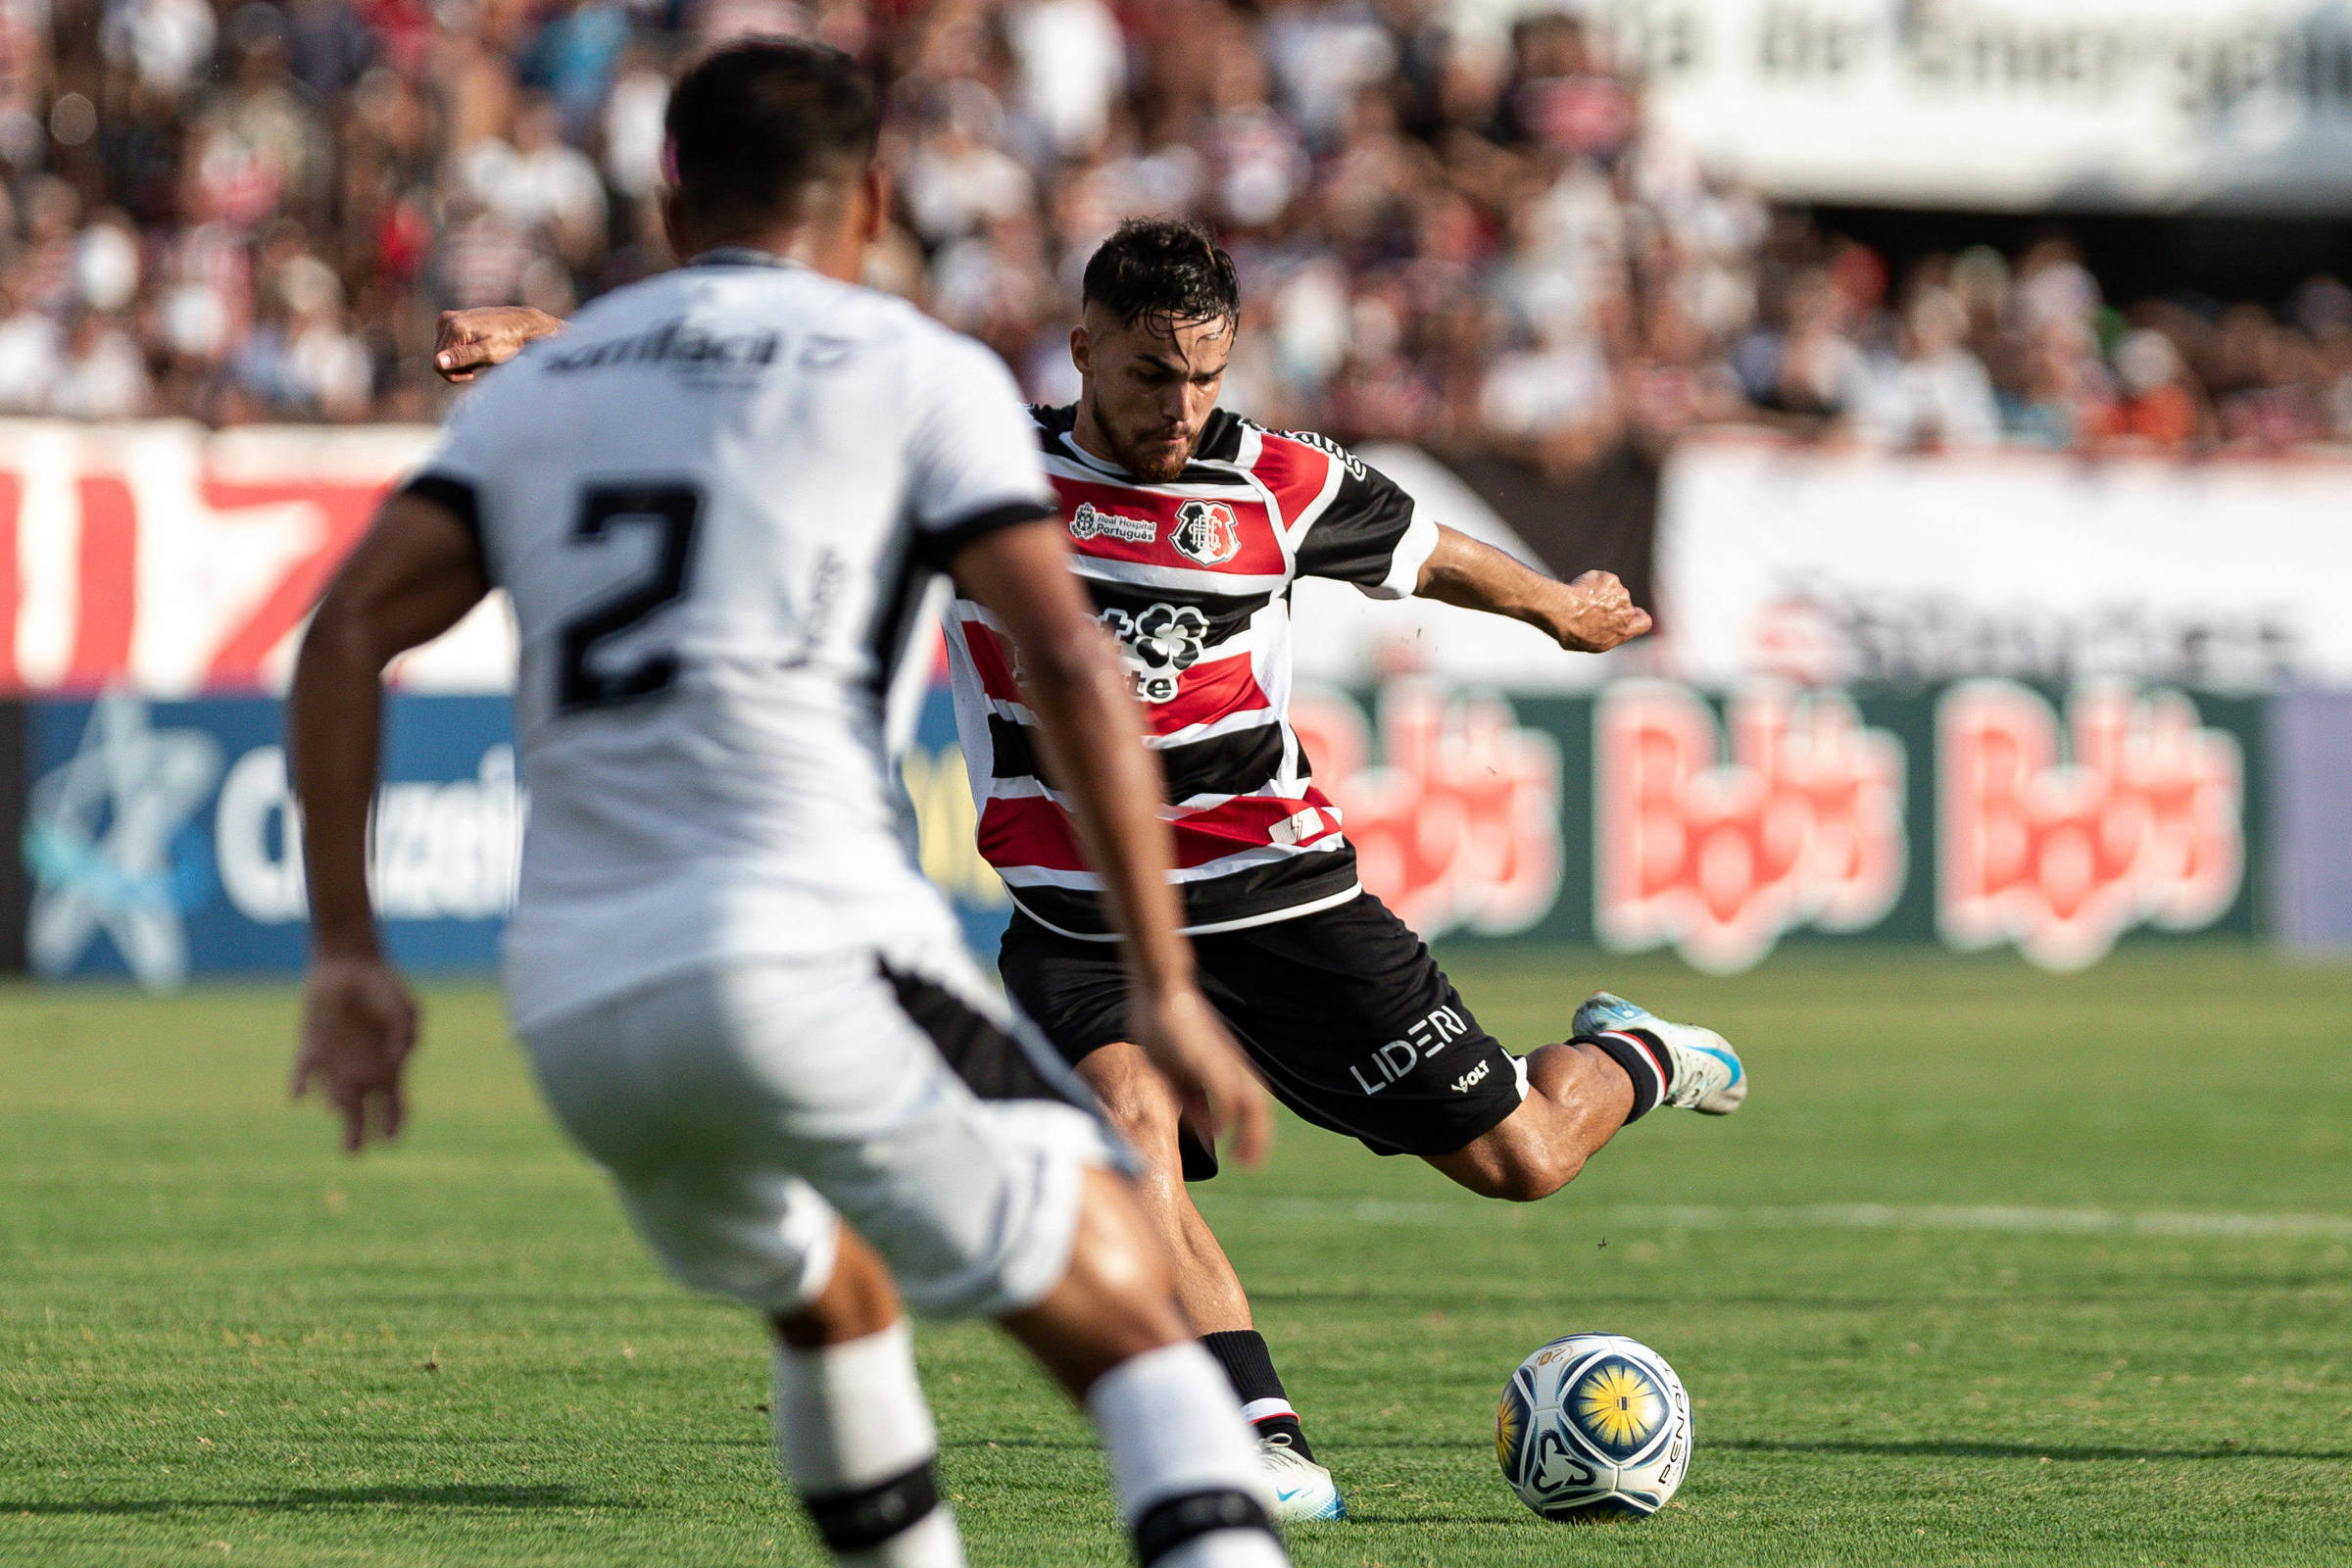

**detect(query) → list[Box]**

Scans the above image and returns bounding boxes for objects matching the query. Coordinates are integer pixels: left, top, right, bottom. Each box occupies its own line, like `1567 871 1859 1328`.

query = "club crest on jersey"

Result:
1068 501 1157 545
1100 603 1209 704
1170 500 1243 566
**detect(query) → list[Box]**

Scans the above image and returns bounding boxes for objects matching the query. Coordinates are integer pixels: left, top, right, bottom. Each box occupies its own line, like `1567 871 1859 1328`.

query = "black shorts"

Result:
999 892 1524 1179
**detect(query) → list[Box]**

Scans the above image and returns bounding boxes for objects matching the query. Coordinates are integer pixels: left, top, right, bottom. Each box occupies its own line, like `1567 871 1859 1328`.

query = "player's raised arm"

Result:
949 520 1273 1168
1413 524 1652 654
286 491 491 1151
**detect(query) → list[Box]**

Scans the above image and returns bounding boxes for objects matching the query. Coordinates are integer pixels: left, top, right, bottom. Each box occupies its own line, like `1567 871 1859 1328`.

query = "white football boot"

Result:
1256 1437 1347 1521
1573 992 1747 1114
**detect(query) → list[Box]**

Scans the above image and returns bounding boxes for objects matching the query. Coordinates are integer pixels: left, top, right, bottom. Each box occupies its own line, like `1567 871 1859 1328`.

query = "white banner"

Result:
0 419 511 695
1588 0 2352 213
1657 434 2352 689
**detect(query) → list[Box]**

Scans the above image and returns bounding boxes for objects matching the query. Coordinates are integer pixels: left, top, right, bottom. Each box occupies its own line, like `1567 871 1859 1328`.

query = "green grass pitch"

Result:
5 945 2350 1567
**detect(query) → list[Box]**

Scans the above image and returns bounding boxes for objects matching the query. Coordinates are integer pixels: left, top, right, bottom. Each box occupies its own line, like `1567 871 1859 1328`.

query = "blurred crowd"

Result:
18 0 2352 461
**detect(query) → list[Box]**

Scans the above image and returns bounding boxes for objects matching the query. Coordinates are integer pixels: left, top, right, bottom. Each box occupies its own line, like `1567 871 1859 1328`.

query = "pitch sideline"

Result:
1238 1197 2352 1241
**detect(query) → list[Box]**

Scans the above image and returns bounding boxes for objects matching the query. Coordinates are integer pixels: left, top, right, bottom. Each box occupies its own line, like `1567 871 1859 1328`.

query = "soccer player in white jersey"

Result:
435 222 1748 1523
287 42 1295 1568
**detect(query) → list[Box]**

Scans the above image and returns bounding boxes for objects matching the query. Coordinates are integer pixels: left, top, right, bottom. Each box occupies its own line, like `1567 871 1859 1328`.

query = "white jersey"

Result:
408 255 1055 1030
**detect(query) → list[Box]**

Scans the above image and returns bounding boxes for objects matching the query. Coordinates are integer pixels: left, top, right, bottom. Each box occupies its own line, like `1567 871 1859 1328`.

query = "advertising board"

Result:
1296 676 2264 973
1591 0 2352 213
1657 437 2352 692
22 694 518 986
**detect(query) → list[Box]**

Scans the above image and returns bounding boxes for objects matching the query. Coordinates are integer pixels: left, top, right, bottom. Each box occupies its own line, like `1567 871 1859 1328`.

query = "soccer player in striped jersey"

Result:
434 218 1747 1526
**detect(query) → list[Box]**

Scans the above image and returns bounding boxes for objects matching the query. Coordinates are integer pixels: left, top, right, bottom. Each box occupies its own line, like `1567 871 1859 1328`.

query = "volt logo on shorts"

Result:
1451 1061 1491 1094
1348 1004 1470 1095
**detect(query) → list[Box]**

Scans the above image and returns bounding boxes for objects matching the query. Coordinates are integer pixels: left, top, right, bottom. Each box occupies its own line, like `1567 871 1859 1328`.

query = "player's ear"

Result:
659 189 691 265
1070 324 1090 377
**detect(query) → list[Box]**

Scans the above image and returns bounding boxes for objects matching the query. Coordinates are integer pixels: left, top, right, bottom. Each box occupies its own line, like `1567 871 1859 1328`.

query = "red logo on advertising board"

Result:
1595 681 1906 972
1290 681 1562 940
1938 681 2242 970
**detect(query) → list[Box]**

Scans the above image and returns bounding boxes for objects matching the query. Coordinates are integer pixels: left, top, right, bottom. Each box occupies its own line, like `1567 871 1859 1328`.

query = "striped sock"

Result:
1583 1028 1671 1121
1201 1330 1314 1463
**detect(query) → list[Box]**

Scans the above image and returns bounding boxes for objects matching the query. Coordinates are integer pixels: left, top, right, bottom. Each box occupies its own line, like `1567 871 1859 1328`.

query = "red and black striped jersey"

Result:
943 403 1439 939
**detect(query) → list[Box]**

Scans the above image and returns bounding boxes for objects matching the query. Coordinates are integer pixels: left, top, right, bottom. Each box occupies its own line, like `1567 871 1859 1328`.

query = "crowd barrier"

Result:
0 418 2344 984
10 676 2338 989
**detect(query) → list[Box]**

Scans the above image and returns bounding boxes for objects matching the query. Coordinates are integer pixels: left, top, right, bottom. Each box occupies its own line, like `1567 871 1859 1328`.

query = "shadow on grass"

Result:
0 1483 636 1515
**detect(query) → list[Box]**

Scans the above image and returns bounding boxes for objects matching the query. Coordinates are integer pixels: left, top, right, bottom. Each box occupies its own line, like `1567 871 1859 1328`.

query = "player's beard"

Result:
1087 386 1196 482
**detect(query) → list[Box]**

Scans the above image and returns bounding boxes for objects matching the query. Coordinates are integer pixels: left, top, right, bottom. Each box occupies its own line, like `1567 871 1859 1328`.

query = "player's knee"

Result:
772 1228 902 1348
1080 1048 1184 1152
1001 1169 1189 1395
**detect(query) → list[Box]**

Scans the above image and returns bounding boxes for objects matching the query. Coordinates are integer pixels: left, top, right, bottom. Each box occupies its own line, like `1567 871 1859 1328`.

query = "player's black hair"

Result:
663 39 879 234
1081 219 1242 336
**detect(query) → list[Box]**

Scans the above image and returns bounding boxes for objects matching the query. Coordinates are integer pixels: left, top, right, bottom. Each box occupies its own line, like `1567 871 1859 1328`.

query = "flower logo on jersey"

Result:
1939 680 2241 971
1595 681 1907 973
1170 500 1243 566
1100 603 1210 704
1289 681 1562 940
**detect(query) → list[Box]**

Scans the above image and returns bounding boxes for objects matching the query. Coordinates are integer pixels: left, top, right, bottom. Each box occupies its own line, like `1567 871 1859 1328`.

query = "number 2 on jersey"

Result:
558 483 703 712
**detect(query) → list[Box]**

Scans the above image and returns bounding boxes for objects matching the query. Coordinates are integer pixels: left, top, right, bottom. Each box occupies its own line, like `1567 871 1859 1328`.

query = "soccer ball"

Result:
1495 1333 1690 1520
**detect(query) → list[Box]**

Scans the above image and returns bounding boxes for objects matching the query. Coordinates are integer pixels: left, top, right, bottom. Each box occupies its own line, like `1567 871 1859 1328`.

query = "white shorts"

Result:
518 932 1123 1320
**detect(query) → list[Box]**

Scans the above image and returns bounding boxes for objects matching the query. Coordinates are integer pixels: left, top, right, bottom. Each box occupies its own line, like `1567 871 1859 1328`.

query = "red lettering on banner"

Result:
1595 681 1906 972
1938 680 2241 970
68 476 137 690
200 479 381 687
1290 681 1562 940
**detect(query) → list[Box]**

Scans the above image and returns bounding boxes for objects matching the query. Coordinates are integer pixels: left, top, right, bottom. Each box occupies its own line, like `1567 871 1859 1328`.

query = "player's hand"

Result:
1547 569 1652 654
1126 985 1273 1169
432 307 564 382
292 953 419 1153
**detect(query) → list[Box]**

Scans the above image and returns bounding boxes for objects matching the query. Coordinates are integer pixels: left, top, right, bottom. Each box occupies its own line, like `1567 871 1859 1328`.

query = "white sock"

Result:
772 1322 965 1568
1085 1343 1289 1568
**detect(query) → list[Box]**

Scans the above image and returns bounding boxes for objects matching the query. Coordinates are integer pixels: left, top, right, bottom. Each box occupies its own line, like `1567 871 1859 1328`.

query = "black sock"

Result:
1582 1027 1671 1121
1200 1329 1315 1463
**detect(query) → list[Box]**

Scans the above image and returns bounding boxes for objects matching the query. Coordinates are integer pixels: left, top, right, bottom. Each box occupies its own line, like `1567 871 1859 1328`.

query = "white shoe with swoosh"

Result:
1256 1437 1347 1521
1574 992 1747 1114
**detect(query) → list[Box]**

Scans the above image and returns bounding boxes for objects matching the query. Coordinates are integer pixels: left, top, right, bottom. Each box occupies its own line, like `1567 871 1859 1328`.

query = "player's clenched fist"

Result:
1547 569 1653 654
432 306 565 382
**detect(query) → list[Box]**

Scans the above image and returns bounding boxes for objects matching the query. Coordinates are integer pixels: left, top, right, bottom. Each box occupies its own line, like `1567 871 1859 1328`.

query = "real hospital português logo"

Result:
24 694 224 989
1595 681 1908 973
1290 681 1563 942
1938 680 2241 971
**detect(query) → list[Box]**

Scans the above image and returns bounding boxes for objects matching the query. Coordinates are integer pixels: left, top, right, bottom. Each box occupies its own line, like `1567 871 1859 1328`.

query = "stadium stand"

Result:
27 0 2352 453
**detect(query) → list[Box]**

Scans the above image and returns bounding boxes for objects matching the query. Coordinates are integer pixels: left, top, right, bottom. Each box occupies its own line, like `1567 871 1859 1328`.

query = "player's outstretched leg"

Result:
1004 1167 1290 1568
770 1229 967 1568
1078 1043 1346 1523
1427 994 1746 1202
